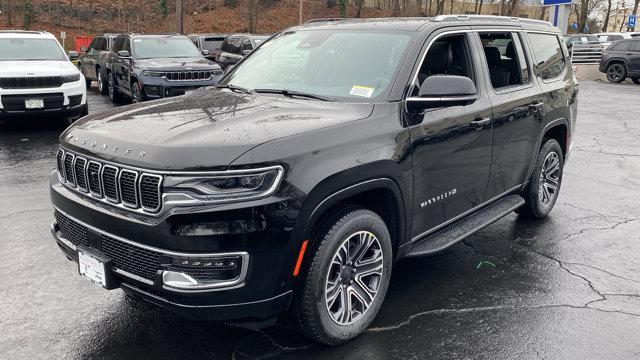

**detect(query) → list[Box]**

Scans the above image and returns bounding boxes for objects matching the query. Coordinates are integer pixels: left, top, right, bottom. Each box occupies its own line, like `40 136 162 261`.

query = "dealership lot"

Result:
1 81 640 359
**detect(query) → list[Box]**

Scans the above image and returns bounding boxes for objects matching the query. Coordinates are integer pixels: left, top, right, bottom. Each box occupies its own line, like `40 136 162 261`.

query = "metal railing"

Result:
570 41 605 64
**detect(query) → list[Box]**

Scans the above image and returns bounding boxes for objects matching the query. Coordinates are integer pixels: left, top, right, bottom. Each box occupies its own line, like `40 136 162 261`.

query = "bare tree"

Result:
602 0 612 31
247 0 258 33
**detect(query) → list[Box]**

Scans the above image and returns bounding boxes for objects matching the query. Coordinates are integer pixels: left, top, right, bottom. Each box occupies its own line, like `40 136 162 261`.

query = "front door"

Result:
474 31 544 200
408 30 494 240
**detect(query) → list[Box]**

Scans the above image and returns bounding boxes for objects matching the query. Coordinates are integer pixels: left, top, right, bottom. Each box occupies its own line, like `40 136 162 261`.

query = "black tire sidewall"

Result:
300 209 392 344
527 139 564 218
108 72 119 103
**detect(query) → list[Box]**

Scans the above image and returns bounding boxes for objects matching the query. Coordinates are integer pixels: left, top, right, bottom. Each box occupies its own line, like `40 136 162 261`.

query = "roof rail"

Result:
304 18 344 24
433 14 551 26
0 30 50 34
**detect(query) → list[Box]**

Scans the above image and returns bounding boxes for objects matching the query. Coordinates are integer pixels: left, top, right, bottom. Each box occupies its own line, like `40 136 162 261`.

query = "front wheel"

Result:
519 139 564 219
606 63 627 83
291 207 392 345
97 71 108 95
108 72 121 103
130 81 145 103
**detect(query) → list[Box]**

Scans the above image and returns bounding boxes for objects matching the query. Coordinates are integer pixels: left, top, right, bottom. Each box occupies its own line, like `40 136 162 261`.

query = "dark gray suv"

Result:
599 38 640 84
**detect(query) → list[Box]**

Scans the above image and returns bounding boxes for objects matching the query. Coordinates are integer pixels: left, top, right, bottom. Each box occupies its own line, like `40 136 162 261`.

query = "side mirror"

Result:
406 75 477 112
68 51 79 60
202 49 210 56
242 49 252 56
80 46 87 52
117 50 131 58
224 64 236 74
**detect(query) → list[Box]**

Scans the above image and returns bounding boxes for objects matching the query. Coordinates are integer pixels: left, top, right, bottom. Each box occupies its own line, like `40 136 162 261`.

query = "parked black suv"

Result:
78 33 117 95
50 16 577 344
214 34 269 69
188 33 229 61
106 34 223 102
599 38 640 84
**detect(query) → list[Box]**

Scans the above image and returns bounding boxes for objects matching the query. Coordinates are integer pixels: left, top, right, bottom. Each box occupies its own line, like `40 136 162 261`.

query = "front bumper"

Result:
49 170 303 322
0 79 87 119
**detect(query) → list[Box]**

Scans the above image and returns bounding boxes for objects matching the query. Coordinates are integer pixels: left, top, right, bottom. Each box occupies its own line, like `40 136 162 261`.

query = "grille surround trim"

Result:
118 169 139 208
86 161 103 198
101 164 120 203
64 152 76 187
74 157 88 192
139 174 163 212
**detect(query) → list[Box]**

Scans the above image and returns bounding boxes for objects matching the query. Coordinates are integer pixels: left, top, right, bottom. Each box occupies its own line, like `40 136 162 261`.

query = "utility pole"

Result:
176 0 184 34
299 0 303 24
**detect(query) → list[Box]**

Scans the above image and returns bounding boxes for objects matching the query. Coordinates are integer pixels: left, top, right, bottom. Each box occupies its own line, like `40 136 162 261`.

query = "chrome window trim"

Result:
118 169 139 208
86 160 103 198
52 207 250 292
101 164 120 203
139 173 163 212
74 156 88 192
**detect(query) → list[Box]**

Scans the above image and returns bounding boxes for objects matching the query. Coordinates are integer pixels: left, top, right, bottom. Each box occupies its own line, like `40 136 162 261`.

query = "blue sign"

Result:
543 0 572 5
629 15 637 28
571 22 578 30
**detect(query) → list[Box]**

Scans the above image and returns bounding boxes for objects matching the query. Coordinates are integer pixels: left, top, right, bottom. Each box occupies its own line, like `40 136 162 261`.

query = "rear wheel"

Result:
632 77 640 85
519 139 564 219
290 207 392 345
606 63 627 83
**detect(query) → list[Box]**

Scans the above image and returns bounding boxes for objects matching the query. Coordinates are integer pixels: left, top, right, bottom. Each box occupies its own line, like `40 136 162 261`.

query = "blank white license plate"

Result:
25 99 44 109
78 249 107 287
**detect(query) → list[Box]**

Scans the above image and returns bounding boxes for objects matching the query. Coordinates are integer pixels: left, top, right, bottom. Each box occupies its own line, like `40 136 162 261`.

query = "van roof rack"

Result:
304 18 344 24
433 15 551 26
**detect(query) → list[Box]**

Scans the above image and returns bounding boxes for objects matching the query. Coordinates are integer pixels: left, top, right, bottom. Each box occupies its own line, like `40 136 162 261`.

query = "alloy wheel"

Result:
607 64 624 82
538 151 560 206
324 231 384 326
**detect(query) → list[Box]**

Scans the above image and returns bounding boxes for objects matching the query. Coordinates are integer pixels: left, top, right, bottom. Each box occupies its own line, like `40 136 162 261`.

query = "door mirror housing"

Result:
406 75 478 112
67 51 79 60
242 49 252 56
117 50 131 58
202 49 210 56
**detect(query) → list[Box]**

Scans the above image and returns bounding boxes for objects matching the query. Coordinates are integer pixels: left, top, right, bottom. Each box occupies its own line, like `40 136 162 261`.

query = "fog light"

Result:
145 85 160 96
161 252 248 291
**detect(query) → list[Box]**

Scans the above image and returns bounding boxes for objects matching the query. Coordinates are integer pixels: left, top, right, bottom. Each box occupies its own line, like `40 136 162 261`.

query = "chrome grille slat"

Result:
74 157 88 191
163 70 215 82
55 148 163 214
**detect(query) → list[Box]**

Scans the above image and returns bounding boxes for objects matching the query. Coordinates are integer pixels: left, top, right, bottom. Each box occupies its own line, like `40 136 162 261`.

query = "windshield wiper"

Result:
215 84 253 94
254 89 331 101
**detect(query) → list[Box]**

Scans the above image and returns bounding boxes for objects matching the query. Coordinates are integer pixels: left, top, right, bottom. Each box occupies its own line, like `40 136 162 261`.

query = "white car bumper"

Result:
0 77 87 117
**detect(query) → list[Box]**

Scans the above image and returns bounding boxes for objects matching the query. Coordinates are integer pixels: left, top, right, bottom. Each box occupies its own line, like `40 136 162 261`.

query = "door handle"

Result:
470 117 491 130
529 101 545 120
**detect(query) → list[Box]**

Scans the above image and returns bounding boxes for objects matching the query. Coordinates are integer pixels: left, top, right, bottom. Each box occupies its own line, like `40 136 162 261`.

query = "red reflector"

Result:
293 240 309 277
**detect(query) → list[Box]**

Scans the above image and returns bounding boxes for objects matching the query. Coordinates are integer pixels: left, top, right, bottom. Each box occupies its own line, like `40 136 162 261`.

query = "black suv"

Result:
214 34 269 69
106 34 223 102
599 38 640 84
188 33 229 61
50 16 577 344
78 34 117 95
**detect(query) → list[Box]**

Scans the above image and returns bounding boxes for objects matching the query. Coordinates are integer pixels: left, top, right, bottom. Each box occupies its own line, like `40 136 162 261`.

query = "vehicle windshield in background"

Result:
221 30 412 100
133 37 202 59
0 38 66 61
202 37 226 51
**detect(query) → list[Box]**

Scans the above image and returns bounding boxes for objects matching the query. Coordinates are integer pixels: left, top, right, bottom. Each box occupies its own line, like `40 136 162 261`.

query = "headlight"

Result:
142 71 165 77
165 166 284 204
61 74 80 83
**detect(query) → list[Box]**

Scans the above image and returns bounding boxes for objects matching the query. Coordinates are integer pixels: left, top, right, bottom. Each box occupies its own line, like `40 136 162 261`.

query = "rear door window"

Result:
478 32 530 89
527 33 566 80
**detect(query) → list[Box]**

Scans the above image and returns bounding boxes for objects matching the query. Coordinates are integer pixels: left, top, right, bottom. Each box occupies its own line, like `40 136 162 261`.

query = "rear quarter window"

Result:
527 33 566 80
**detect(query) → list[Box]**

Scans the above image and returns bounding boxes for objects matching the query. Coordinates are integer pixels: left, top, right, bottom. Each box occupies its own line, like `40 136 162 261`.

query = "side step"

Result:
406 195 525 257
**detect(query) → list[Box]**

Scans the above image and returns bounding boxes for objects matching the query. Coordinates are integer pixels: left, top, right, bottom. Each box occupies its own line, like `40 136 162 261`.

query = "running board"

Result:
406 195 525 257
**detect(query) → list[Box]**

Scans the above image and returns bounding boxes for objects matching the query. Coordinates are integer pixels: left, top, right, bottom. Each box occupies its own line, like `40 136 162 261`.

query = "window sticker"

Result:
133 39 142 42
350 85 374 98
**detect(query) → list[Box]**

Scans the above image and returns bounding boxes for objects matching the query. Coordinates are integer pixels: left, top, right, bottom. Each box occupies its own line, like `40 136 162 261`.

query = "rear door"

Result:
117 37 133 93
628 41 640 73
474 30 544 200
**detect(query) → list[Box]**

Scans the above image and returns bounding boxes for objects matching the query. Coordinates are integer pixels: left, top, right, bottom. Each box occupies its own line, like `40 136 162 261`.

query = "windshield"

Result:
0 38 66 61
220 30 412 101
202 37 226 51
133 37 202 59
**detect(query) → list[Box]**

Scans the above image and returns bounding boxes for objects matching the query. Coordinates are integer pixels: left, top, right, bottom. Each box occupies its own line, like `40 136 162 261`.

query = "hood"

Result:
134 57 220 71
61 89 374 170
0 60 78 77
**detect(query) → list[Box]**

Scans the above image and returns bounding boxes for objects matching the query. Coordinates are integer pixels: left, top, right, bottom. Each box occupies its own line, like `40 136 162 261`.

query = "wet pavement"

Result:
1 81 640 359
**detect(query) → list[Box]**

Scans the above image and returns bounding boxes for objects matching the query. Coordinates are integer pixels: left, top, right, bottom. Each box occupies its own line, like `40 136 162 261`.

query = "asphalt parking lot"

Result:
1 81 640 359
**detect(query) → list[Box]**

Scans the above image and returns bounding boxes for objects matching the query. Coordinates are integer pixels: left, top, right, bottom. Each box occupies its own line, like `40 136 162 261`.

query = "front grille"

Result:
74 157 87 191
54 211 90 248
164 70 216 81
1 93 64 111
101 234 161 280
0 76 63 89
56 148 163 213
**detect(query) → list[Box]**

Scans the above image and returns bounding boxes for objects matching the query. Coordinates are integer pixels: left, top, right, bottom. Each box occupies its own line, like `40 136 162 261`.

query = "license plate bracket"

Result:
24 98 44 109
77 246 117 289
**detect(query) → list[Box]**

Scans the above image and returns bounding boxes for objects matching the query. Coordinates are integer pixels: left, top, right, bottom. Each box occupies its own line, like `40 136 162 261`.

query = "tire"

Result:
97 70 108 95
130 80 145 103
632 77 640 85
85 77 92 89
606 63 627 83
519 139 564 219
108 72 121 103
290 207 392 345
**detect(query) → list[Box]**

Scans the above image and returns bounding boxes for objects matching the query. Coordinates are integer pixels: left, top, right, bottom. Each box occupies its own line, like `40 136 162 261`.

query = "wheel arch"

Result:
605 57 629 69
